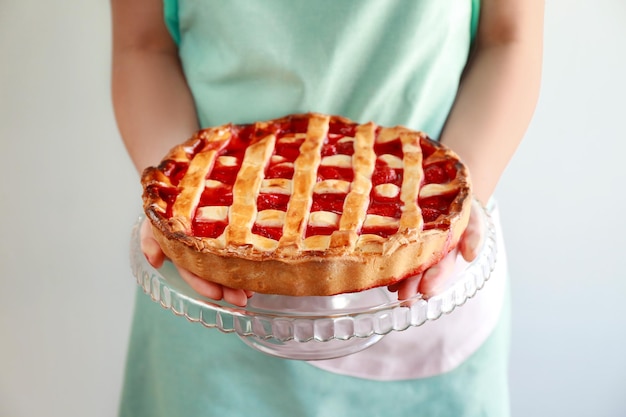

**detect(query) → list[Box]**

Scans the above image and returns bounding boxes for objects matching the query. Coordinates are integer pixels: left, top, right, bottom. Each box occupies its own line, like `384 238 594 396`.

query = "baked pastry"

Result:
141 113 471 296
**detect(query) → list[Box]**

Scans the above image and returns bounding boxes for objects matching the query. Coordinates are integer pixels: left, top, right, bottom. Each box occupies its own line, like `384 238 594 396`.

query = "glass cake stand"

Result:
129 202 497 361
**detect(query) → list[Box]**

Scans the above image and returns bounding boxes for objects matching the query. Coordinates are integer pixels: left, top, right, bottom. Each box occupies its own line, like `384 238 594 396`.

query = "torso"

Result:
160 0 502 380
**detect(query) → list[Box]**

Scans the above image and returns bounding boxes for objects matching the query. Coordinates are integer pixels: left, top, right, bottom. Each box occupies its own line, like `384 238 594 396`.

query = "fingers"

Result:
390 202 487 300
458 202 485 262
391 248 459 300
177 266 223 299
458 225 481 262
392 274 423 301
418 249 458 298
222 287 251 308
140 219 166 268
176 265 251 307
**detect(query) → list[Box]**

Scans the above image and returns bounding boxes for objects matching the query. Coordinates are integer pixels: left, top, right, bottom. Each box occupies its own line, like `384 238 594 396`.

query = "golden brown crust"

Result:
141 113 472 296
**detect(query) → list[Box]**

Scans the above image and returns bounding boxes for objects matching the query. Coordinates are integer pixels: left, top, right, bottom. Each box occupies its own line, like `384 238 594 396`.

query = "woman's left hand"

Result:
389 201 484 300
140 218 253 307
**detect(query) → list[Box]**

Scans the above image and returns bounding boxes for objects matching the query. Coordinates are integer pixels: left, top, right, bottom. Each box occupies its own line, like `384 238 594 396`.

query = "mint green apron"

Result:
119 1 512 416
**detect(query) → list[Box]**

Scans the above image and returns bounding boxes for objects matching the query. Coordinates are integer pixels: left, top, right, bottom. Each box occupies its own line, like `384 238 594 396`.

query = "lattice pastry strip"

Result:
397 129 424 233
277 113 329 252
329 122 376 251
226 133 277 248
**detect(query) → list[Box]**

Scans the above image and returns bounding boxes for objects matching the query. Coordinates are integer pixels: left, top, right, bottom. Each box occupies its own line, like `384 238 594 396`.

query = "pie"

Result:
141 113 472 296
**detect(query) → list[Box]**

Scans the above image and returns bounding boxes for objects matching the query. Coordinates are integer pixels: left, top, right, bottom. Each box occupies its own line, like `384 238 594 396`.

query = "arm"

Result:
111 0 198 173
396 0 544 298
111 0 251 306
440 0 545 204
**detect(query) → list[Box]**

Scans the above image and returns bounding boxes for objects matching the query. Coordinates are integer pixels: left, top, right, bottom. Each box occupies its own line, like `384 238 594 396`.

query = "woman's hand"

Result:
389 201 484 300
140 219 253 307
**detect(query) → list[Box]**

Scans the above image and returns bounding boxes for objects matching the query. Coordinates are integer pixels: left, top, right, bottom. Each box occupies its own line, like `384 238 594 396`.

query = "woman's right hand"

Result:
140 219 253 307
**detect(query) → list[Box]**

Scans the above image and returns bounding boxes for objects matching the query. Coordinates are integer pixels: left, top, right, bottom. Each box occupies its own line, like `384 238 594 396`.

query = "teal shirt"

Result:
165 0 479 139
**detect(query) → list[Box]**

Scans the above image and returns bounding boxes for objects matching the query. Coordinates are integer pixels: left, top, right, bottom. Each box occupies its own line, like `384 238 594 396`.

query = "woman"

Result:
111 1 543 415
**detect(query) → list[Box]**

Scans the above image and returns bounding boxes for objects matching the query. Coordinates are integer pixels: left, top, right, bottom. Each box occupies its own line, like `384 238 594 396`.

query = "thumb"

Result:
458 201 484 262
140 219 166 268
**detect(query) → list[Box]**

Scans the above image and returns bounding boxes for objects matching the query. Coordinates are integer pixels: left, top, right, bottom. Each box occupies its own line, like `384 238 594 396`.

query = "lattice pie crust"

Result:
141 113 471 296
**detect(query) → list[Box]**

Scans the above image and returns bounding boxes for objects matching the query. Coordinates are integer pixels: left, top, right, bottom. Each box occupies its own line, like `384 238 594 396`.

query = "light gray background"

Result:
1 1 625 416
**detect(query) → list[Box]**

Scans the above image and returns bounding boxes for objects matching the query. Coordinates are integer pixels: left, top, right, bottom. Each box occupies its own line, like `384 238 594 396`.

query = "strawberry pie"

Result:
141 113 472 296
